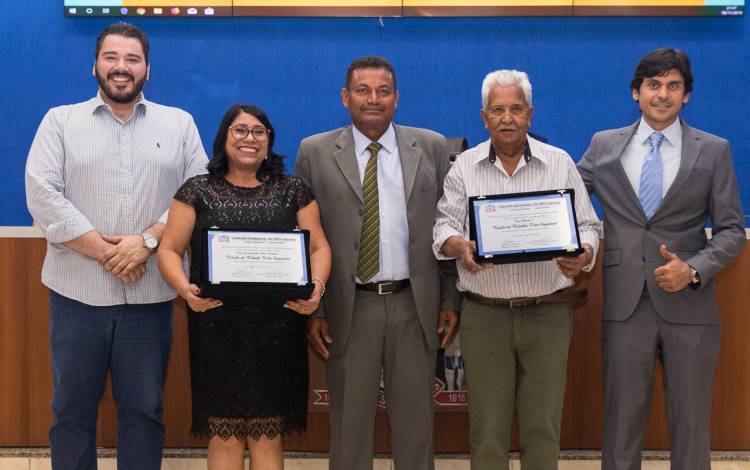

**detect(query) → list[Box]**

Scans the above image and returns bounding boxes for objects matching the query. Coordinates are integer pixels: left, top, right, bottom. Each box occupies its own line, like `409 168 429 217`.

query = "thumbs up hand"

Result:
654 244 691 293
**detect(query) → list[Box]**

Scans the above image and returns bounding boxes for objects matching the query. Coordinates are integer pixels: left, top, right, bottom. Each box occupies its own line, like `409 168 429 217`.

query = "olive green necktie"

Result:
357 142 382 283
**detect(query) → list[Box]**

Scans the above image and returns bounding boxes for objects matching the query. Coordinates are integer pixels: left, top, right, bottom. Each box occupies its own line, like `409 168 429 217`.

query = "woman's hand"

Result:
181 283 222 313
284 281 323 315
293 200 331 316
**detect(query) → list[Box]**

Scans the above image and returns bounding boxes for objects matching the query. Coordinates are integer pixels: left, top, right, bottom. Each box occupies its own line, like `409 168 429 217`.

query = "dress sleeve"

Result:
174 176 201 207
287 176 315 211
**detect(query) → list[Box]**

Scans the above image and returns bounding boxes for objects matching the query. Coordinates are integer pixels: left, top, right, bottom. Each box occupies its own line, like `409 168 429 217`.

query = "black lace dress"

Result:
174 173 313 441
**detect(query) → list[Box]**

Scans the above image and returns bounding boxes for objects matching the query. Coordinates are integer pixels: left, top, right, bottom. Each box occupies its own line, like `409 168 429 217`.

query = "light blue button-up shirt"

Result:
352 124 410 283
621 118 683 198
25 92 208 306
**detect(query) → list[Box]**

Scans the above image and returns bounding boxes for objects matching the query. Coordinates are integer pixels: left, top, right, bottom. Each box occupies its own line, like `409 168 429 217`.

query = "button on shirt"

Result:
433 137 602 299
620 118 682 198
351 124 410 283
25 92 209 306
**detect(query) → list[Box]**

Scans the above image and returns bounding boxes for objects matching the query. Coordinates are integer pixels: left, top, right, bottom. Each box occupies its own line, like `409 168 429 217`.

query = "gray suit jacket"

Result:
295 124 461 356
578 119 745 324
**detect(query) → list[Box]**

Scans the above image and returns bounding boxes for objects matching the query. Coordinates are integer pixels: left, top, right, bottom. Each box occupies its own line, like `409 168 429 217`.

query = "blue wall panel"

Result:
2 4 748 225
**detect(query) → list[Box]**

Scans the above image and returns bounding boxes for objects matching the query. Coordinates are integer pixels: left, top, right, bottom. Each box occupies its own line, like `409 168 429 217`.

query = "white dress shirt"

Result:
352 124 410 283
433 137 602 299
620 118 683 197
25 92 208 306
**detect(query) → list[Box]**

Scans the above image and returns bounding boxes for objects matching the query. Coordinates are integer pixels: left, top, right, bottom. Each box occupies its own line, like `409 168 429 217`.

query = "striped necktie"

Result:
639 131 665 220
357 142 382 283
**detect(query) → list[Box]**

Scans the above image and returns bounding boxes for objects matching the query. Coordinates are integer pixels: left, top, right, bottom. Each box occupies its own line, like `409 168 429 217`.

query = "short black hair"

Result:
345 56 397 91
630 48 693 94
207 104 285 180
95 22 149 63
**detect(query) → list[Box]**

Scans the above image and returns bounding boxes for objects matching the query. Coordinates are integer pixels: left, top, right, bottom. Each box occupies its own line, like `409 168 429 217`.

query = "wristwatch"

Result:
141 233 158 252
688 265 701 287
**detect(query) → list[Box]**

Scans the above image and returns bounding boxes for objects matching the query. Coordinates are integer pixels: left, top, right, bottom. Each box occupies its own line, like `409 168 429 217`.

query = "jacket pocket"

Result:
603 249 622 267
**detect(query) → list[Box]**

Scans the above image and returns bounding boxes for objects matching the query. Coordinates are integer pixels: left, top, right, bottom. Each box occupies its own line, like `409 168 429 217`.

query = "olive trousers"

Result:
461 298 573 470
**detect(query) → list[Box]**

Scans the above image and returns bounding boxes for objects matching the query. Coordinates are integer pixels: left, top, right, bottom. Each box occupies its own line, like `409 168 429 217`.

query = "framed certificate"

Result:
199 227 314 306
468 189 584 265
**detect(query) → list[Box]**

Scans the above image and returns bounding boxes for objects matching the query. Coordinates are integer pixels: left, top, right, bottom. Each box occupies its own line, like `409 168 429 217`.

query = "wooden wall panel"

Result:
0 239 30 444
1 238 748 452
712 246 750 449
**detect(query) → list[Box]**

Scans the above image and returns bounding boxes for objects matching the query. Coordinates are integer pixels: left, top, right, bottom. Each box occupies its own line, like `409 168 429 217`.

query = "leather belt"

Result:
356 279 410 295
462 289 587 310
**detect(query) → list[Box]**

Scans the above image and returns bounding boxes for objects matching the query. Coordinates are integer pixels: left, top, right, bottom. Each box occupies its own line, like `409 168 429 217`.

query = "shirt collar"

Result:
484 136 546 166
636 117 682 146
352 123 397 156
92 91 148 116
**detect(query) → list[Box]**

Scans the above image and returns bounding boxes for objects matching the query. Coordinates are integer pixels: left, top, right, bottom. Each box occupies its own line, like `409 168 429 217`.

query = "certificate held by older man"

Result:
200 227 313 306
468 189 584 265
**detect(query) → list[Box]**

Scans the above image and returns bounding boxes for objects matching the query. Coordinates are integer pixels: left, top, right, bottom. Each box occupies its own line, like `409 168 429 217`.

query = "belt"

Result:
355 279 410 295
462 289 587 310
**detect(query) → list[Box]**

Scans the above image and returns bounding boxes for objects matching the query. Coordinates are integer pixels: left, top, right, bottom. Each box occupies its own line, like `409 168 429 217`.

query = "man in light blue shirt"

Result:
25 22 207 470
578 48 745 470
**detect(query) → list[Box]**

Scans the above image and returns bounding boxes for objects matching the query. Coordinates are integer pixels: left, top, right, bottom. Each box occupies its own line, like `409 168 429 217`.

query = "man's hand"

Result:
117 264 147 284
555 243 593 278
100 234 151 276
655 245 692 293
64 230 116 262
307 318 332 360
438 310 460 349
442 236 489 274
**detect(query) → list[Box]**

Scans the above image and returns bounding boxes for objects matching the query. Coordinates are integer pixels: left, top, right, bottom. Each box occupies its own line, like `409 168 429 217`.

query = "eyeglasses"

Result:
228 125 271 142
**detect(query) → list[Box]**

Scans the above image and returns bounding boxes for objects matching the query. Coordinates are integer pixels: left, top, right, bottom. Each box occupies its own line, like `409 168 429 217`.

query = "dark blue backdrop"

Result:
2 4 748 225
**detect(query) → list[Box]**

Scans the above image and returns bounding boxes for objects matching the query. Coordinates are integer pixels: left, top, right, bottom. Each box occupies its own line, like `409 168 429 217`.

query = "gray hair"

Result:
481 70 533 108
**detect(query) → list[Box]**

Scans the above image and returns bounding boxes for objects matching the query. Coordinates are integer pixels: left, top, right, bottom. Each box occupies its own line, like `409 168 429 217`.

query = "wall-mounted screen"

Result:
64 1 232 17
403 0 572 16
64 0 744 16
233 0 401 16
404 0 743 16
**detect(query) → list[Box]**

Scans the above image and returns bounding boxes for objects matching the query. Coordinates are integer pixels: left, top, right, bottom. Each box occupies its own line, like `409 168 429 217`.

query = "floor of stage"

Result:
2 450 750 469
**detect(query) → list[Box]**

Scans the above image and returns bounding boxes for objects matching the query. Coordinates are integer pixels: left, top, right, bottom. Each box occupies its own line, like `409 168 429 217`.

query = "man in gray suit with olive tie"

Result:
295 56 461 470
578 48 746 470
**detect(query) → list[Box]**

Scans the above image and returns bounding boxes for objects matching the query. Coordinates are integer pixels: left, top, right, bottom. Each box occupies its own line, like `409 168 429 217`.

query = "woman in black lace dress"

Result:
158 104 331 470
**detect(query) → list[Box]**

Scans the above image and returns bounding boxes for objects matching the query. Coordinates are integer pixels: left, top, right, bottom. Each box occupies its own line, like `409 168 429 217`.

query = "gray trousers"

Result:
326 287 436 470
602 287 720 470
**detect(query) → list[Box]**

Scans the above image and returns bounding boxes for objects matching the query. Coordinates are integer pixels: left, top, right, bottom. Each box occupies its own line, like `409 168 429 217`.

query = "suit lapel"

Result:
394 125 421 203
609 121 642 212
332 127 363 204
657 120 700 215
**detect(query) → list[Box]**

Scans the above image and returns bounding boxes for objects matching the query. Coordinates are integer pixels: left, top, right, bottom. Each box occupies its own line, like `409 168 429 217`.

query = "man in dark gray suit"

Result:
578 48 746 470
295 56 461 470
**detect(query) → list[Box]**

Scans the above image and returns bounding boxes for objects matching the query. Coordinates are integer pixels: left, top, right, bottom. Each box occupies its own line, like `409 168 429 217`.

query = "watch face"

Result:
144 236 158 249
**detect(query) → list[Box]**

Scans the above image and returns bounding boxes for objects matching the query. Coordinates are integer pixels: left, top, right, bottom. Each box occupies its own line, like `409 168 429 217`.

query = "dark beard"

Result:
95 68 146 104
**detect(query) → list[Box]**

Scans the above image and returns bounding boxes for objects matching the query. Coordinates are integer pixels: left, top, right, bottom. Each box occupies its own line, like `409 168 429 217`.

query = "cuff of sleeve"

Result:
433 228 461 260
158 209 169 225
685 256 713 287
580 234 600 272
45 216 95 244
